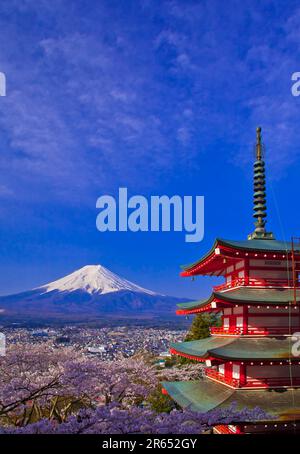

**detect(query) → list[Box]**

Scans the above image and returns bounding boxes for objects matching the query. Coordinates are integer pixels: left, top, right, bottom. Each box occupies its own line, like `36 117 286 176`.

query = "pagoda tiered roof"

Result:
177 288 300 314
170 336 295 361
165 129 300 432
161 379 300 422
176 294 219 314
181 238 300 277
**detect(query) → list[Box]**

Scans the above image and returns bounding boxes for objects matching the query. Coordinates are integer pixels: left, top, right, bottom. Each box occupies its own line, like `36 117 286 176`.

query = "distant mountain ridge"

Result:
0 264 187 322
36 264 158 296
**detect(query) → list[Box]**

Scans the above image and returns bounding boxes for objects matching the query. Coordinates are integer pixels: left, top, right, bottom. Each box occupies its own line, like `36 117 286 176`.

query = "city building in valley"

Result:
162 127 300 434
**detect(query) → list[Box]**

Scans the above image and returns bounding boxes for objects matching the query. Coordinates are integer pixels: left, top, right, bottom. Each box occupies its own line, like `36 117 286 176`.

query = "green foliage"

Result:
185 313 221 341
147 387 176 413
175 355 199 365
163 357 177 368
174 313 221 364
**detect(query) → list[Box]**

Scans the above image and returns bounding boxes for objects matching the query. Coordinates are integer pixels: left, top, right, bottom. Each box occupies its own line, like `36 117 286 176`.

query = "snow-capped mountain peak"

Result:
38 264 158 296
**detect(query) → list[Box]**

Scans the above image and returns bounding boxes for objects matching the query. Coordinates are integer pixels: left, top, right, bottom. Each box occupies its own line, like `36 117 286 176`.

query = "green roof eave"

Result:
170 336 234 359
171 336 294 361
176 294 214 310
162 379 300 422
162 380 233 413
180 239 219 271
218 238 297 252
177 288 300 311
181 237 299 273
216 287 300 304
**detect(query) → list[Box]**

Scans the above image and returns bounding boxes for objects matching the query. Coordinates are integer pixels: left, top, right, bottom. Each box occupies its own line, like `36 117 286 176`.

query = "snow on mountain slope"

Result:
0 264 189 321
37 265 158 296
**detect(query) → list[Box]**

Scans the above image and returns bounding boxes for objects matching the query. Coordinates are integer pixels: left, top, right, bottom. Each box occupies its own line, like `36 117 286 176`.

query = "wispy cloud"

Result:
1 0 300 295
0 0 300 202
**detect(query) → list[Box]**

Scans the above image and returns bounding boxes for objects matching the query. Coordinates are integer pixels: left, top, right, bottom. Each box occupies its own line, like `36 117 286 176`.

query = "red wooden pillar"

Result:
230 314 236 331
239 363 247 387
244 257 249 285
243 305 248 335
225 362 232 382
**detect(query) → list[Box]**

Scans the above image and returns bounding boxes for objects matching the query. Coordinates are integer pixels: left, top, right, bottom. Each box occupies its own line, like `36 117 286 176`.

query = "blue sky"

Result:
1 0 300 299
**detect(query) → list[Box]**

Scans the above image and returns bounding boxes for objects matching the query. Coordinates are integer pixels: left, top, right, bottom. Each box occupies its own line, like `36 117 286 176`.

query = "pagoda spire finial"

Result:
256 126 262 160
248 127 275 240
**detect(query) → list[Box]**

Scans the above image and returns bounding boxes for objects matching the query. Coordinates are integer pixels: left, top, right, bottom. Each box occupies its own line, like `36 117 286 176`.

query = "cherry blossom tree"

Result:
0 343 267 433
0 344 158 425
0 404 267 434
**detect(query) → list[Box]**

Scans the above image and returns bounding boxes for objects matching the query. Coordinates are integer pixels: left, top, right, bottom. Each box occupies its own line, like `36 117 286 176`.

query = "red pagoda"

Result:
162 127 300 434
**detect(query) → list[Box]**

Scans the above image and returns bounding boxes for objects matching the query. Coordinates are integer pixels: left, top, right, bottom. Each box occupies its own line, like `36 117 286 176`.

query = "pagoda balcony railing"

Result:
213 277 296 292
204 368 240 387
205 368 300 388
247 326 300 335
244 377 300 388
214 425 241 434
210 326 244 335
210 326 300 336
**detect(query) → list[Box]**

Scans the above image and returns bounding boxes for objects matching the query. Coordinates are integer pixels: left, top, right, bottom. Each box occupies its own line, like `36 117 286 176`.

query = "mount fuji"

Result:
0 265 187 322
